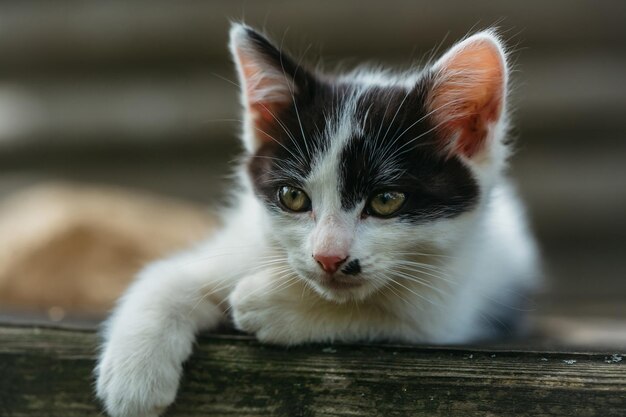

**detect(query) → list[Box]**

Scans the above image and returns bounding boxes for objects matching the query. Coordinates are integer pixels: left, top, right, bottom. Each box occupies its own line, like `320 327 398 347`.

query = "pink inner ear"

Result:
249 97 281 143
241 60 278 122
429 38 505 158
236 50 292 143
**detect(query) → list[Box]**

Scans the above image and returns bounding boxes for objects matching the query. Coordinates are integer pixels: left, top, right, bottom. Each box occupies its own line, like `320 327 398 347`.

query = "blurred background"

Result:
0 1 625 348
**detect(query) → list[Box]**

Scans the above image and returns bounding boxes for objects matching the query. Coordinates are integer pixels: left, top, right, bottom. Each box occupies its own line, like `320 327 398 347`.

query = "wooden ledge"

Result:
0 324 624 416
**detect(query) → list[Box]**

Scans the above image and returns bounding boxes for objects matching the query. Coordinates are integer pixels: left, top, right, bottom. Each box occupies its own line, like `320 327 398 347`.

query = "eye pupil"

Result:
367 191 406 217
278 186 311 213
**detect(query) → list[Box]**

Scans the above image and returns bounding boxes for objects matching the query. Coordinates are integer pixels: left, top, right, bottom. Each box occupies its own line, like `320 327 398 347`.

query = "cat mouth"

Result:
317 276 364 291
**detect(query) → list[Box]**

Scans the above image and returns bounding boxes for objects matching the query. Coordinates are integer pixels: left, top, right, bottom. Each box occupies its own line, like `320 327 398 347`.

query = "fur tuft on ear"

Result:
229 23 306 152
428 31 508 159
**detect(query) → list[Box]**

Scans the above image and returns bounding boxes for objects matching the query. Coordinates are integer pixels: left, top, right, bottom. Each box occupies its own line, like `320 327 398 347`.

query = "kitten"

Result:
96 24 539 417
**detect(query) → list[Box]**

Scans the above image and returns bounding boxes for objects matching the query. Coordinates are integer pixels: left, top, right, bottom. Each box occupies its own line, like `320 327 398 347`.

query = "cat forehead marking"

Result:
306 97 360 214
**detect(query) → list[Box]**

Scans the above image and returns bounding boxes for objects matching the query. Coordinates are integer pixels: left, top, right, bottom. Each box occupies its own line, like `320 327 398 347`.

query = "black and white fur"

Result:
96 24 539 417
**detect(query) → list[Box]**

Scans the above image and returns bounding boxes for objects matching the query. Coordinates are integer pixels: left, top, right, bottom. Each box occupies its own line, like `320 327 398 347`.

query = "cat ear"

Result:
229 23 311 152
428 31 508 159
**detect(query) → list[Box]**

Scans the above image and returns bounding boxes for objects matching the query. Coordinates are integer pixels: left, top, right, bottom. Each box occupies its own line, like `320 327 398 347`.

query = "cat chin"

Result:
307 279 379 304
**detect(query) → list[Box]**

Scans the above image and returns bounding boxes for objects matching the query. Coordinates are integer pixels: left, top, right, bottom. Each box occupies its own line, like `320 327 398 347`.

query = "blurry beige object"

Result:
0 183 217 317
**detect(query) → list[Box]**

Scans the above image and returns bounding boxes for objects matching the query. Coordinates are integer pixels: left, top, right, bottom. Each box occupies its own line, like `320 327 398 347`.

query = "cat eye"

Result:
277 186 311 212
367 191 406 217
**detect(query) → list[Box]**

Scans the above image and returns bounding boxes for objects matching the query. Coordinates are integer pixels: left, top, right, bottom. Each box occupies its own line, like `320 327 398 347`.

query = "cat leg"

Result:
230 269 412 345
95 236 262 417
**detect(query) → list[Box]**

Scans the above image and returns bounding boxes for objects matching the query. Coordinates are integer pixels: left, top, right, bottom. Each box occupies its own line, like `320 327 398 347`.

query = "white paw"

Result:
229 272 305 345
95 340 181 417
229 273 268 336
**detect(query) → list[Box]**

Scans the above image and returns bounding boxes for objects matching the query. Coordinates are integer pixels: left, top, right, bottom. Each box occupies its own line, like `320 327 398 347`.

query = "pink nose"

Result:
314 254 347 274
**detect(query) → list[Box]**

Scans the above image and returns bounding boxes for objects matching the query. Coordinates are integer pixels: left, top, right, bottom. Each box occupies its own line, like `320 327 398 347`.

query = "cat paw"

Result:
229 274 291 344
229 274 267 334
95 342 180 417
229 272 304 345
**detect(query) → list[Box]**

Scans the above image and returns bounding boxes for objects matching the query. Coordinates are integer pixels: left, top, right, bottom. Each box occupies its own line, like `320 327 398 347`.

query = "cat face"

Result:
230 24 508 302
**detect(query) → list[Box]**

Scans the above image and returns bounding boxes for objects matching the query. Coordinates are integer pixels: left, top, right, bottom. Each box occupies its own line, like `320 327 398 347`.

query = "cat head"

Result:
230 24 510 302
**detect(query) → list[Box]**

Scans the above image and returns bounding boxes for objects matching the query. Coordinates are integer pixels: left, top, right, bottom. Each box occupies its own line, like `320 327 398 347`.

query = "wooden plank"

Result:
0 324 624 417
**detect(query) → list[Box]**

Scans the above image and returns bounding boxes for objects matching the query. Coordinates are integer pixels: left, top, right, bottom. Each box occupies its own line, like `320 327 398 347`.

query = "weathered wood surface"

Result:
0 324 625 417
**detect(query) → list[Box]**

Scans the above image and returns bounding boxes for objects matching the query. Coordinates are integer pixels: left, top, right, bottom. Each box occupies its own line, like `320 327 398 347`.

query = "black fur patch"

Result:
339 83 479 221
341 259 361 276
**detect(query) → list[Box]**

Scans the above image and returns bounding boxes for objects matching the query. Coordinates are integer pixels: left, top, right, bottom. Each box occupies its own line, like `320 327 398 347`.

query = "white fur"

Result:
95 26 539 416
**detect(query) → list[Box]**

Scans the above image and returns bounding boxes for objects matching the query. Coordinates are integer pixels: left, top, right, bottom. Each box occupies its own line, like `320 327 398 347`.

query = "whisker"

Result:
281 42 313 160
394 259 450 274
211 72 242 89
393 264 457 285
380 87 412 145
375 272 426 312
391 278 445 309
379 99 464 164
394 250 455 259
388 268 452 299
222 271 300 315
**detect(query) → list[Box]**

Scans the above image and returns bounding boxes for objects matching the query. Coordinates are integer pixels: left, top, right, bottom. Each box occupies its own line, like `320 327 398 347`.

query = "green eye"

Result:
367 191 406 217
278 186 311 212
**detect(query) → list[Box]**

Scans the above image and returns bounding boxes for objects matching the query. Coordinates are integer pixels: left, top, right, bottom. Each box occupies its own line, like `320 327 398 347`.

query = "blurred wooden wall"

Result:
0 0 625 319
